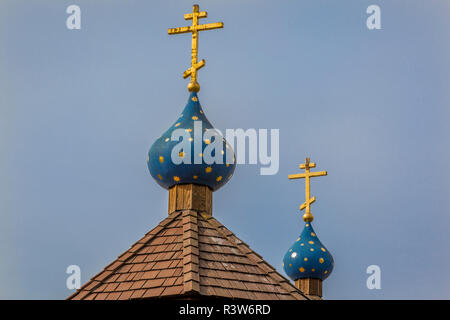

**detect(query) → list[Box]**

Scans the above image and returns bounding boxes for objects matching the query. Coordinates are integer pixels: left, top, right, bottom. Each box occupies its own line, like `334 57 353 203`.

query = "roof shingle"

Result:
68 210 307 300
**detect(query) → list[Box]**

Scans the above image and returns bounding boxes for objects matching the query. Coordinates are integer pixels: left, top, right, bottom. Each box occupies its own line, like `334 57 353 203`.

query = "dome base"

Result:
168 184 212 217
295 278 322 298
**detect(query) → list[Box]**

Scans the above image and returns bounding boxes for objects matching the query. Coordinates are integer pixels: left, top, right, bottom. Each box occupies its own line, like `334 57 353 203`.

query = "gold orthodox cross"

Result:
168 4 223 93
288 158 327 222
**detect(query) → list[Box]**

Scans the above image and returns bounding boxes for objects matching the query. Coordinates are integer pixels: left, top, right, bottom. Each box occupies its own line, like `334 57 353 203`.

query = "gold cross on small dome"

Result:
168 5 223 92
288 158 327 222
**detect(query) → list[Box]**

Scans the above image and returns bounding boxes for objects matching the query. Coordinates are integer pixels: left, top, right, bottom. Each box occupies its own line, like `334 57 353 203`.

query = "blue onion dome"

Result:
283 222 334 281
147 92 236 191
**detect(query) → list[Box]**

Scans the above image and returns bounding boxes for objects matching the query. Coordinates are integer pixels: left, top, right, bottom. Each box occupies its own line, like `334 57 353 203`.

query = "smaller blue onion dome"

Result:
147 92 236 191
283 222 334 281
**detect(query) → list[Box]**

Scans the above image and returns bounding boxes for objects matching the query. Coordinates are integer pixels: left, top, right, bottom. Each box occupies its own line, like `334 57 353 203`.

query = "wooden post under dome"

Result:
168 184 212 217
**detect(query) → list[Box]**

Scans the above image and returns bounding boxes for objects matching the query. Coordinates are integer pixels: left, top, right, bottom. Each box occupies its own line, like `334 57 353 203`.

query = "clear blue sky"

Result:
1 0 449 299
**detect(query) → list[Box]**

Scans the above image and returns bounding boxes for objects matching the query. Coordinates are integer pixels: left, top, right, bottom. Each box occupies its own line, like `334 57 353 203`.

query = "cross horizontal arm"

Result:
168 22 223 35
195 22 224 31
309 171 327 178
184 12 207 20
300 162 316 169
288 173 307 179
168 26 192 34
288 171 327 180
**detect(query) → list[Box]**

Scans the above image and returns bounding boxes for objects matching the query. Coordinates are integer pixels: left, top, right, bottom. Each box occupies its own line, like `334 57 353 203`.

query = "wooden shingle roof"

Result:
68 210 307 300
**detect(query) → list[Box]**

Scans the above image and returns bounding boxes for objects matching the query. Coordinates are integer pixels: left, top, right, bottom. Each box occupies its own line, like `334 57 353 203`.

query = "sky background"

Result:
1 0 449 299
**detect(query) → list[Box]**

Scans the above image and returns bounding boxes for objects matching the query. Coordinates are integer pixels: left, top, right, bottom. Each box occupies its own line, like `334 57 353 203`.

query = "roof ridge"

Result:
181 210 200 294
67 211 182 300
205 216 309 300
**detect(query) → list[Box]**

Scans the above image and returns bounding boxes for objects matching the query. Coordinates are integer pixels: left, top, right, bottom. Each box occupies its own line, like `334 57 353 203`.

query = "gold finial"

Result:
288 158 327 222
168 4 223 92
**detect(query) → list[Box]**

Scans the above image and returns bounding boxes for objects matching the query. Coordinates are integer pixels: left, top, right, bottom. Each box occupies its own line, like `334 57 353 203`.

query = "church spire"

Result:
283 158 334 298
168 4 224 92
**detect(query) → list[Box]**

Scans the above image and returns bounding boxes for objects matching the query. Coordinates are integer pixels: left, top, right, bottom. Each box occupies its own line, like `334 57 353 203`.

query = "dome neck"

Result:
168 184 212 217
295 278 322 299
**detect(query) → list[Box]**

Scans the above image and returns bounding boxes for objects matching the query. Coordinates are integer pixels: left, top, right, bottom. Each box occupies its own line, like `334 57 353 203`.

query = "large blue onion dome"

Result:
147 92 236 191
283 222 334 281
